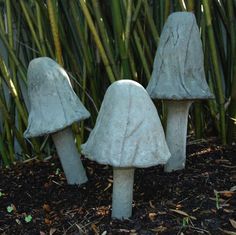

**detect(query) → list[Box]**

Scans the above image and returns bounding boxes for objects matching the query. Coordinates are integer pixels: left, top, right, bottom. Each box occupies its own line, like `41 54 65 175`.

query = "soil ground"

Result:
0 138 235 235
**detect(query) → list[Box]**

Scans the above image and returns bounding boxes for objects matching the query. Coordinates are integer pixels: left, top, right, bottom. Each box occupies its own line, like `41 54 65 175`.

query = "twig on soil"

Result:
188 225 211 234
52 180 63 186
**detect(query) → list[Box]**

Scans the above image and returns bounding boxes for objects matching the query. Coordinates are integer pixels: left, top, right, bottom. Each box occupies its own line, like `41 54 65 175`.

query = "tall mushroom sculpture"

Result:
81 80 171 219
24 57 90 185
146 12 214 172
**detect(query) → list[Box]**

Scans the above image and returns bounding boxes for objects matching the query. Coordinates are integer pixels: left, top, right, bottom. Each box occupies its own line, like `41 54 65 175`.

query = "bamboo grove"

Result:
0 0 235 166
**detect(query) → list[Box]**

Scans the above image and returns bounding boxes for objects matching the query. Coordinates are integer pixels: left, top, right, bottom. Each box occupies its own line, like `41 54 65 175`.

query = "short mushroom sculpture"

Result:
146 12 213 172
24 57 90 185
81 79 171 219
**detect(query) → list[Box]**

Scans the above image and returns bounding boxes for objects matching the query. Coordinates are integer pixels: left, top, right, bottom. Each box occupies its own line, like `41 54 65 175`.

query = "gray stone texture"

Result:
82 79 170 219
24 57 90 184
146 12 213 100
112 168 134 219
24 57 90 138
82 79 171 168
164 101 192 172
52 127 88 184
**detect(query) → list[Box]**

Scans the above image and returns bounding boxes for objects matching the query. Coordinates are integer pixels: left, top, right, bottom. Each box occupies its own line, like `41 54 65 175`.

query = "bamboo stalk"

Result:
142 0 159 44
124 0 133 50
111 0 131 79
19 0 43 55
0 134 9 166
136 20 153 65
36 2 47 56
90 0 118 79
133 30 151 80
178 0 187 11
0 27 27 83
227 0 236 142
47 0 63 65
202 0 226 144
0 56 27 126
79 0 116 83
186 0 195 12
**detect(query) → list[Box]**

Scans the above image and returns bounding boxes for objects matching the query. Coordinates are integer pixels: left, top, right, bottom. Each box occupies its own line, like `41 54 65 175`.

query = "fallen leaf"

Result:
169 209 196 220
229 219 236 229
49 228 57 235
209 197 225 203
230 186 236 192
43 204 51 212
224 209 234 213
107 178 113 183
192 207 200 212
149 212 157 221
44 218 52 225
215 159 231 164
149 200 155 209
103 183 112 192
217 191 235 198
219 228 236 235
151 226 167 232
91 223 99 235
15 219 21 225
158 211 167 215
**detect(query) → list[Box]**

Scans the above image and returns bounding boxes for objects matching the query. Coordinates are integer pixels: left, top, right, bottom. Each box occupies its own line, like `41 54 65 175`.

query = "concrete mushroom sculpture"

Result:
24 57 90 185
82 79 171 219
146 12 213 172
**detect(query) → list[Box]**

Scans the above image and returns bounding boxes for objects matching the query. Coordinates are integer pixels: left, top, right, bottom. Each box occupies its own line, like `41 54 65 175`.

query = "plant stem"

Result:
79 0 116 83
47 0 63 65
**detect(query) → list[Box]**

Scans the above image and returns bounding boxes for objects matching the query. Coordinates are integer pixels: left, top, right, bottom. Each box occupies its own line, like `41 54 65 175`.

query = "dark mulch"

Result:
0 138 235 235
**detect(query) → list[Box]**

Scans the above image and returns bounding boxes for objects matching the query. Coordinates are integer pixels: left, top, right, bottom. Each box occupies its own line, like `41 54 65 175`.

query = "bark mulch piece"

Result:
0 138 235 235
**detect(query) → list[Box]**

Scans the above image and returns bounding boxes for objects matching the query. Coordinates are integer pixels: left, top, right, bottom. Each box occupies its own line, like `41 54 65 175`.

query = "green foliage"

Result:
0 0 235 165
182 216 190 228
24 214 32 223
6 205 14 213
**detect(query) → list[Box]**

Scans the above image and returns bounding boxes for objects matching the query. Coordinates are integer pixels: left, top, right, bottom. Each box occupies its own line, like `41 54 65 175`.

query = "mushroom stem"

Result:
112 167 135 219
52 127 88 185
164 100 193 172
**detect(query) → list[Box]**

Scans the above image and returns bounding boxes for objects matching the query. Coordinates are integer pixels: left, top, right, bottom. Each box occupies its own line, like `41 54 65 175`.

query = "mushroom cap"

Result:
81 80 171 168
146 12 214 100
24 57 90 138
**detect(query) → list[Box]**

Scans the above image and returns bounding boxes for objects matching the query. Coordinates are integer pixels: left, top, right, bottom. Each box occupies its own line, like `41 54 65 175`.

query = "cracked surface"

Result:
82 80 170 168
146 12 213 100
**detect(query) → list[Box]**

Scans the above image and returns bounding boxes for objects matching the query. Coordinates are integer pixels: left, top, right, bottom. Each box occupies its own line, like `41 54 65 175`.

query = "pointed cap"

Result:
146 12 213 100
82 80 170 168
24 57 90 138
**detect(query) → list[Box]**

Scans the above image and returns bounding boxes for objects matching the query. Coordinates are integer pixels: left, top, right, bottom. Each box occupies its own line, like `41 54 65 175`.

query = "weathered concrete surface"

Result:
82 79 170 219
112 167 134 219
52 127 88 184
146 12 213 100
164 101 193 172
146 12 214 172
82 80 171 168
24 57 90 184
24 57 90 138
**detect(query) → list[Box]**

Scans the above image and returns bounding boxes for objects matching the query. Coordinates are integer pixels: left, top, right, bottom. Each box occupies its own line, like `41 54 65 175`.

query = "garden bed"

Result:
0 138 235 235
